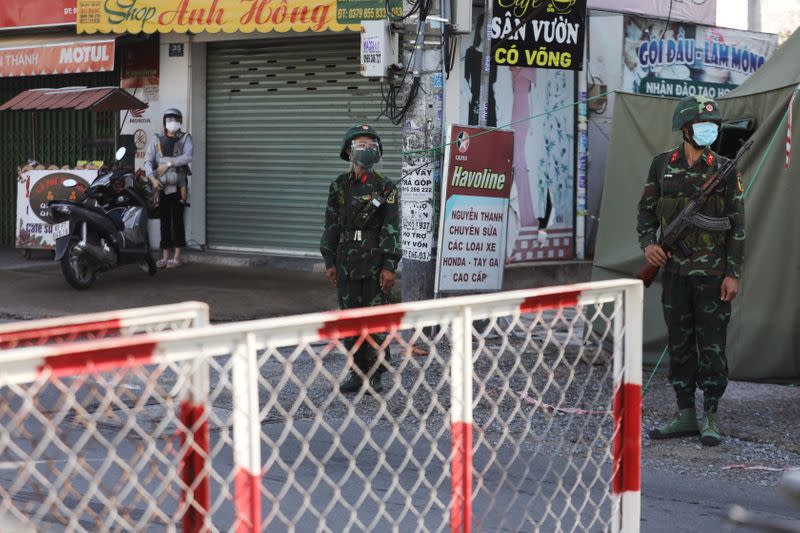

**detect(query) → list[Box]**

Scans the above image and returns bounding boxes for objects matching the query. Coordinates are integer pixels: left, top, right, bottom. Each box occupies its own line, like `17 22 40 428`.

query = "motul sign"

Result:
0 0 77 29
0 39 114 78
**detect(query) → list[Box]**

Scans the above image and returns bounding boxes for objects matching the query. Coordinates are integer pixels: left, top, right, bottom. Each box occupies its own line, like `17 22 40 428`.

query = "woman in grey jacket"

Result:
144 108 193 268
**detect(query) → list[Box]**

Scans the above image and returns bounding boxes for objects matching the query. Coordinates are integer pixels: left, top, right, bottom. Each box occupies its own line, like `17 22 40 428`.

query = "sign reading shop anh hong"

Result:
436 126 514 293
491 0 586 70
77 0 361 33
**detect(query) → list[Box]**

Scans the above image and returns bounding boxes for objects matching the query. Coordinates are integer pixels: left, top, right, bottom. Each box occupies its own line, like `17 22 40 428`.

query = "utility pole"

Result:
400 0 445 303
748 0 762 31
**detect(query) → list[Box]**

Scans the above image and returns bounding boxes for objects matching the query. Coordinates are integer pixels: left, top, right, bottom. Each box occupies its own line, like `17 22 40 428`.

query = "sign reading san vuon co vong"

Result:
77 0 359 33
491 0 586 71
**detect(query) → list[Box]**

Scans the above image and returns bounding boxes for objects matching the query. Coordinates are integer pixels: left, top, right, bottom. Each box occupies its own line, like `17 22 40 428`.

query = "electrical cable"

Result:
378 0 433 125
659 0 674 41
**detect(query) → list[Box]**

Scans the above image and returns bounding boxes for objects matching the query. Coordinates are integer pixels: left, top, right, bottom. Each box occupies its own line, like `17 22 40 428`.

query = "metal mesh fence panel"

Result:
0 302 209 350
0 281 642 532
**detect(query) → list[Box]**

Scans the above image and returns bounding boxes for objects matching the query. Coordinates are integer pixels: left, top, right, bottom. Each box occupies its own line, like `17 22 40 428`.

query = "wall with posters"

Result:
120 38 160 175
461 10 576 263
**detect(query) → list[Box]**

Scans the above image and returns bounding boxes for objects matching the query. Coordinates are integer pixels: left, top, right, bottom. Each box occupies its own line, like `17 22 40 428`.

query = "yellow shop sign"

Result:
77 0 360 33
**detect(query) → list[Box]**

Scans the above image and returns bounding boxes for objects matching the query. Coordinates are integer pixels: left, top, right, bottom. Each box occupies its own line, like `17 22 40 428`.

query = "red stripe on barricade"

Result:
180 402 210 533
450 421 473 533
234 467 261 533
0 318 124 350
37 342 158 378
612 383 642 494
318 308 405 340
519 290 581 314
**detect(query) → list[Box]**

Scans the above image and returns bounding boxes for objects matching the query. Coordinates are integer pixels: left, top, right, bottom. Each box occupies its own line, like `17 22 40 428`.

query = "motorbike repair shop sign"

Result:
16 170 94 250
436 125 514 293
491 0 586 70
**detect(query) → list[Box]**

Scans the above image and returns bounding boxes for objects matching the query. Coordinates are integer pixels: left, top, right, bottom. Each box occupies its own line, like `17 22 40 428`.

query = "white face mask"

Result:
165 120 181 133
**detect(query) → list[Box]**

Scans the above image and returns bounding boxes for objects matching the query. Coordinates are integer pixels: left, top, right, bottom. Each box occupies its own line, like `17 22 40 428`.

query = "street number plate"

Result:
52 222 69 240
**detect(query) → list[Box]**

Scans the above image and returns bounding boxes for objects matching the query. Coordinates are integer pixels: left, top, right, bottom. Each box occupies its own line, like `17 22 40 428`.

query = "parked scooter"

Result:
49 148 156 289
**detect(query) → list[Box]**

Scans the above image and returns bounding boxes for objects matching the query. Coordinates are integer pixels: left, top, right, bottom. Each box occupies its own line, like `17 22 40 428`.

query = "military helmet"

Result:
340 124 383 161
672 96 723 131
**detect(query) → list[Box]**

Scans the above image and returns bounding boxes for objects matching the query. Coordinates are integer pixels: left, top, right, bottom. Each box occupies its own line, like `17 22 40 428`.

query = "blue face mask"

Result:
691 122 719 146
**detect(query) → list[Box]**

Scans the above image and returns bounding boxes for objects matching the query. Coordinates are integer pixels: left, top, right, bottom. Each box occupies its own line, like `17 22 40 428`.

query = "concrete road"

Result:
0 248 337 322
0 247 797 531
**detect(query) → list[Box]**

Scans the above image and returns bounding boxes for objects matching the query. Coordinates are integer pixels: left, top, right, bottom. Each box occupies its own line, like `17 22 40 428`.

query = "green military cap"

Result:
672 95 723 131
340 124 383 161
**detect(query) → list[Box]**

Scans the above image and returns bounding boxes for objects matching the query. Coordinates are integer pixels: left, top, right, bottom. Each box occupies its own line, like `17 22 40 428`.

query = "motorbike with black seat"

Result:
48 148 156 289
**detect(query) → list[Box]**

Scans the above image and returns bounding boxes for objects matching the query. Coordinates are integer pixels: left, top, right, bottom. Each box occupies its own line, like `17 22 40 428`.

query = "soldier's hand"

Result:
644 244 670 267
325 267 337 288
720 276 739 302
380 269 396 294
155 164 169 177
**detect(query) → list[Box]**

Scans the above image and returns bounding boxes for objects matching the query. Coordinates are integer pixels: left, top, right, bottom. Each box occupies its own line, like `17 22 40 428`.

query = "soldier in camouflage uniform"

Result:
320 124 401 394
637 95 745 446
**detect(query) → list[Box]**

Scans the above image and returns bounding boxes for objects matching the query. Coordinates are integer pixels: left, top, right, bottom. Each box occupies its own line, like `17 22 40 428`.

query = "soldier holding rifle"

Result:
636 96 745 447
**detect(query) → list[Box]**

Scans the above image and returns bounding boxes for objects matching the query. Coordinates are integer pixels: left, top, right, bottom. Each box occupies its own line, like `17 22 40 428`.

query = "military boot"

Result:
367 373 384 394
339 371 363 394
700 410 722 446
648 408 699 439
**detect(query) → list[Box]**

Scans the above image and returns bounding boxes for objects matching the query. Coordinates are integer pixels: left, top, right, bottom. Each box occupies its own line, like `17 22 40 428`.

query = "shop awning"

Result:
0 34 115 78
0 87 147 112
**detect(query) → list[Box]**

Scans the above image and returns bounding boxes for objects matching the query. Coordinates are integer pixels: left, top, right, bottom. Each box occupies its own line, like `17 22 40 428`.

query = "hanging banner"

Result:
436 126 514 293
0 38 114 78
77 0 359 34
16 170 95 250
0 0 77 30
491 0 586 70
623 15 778 98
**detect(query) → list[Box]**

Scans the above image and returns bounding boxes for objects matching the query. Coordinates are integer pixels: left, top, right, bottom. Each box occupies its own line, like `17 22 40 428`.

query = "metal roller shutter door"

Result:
206 36 403 254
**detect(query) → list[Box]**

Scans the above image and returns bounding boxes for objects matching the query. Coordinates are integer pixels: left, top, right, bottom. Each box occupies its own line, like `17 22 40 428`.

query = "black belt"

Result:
340 230 378 242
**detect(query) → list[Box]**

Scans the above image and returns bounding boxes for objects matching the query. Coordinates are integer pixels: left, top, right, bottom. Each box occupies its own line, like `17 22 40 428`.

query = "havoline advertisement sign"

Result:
436 125 514 293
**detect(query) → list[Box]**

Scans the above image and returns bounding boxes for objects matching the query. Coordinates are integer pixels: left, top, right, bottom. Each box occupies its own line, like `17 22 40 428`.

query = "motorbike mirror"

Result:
115 147 127 161
62 178 78 187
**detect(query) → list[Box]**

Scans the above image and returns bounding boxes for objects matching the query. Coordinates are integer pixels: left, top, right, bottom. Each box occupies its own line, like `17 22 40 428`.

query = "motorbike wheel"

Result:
138 254 157 276
60 241 96 290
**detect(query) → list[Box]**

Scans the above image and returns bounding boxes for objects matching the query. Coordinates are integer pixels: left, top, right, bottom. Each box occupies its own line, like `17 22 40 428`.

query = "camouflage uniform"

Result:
320 168 400 376
637 137 745 413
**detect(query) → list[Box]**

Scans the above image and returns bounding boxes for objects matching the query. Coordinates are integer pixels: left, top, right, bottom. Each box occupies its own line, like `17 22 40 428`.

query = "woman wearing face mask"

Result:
144 108 193 268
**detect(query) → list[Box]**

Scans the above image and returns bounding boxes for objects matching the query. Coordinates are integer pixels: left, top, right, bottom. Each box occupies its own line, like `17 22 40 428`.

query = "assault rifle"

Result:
636 138 752 288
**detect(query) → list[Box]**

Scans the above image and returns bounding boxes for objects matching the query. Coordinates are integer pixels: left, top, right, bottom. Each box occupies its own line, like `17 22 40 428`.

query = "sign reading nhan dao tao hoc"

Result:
491 0 586 70
436 126 514 293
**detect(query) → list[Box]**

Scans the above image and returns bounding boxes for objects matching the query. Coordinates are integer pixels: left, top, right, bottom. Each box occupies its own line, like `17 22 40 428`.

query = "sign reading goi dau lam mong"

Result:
436 126 514 293
491 0 586 71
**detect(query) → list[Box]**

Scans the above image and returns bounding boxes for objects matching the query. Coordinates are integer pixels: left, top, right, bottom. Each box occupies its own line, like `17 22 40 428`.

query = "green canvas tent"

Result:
593 28 800 382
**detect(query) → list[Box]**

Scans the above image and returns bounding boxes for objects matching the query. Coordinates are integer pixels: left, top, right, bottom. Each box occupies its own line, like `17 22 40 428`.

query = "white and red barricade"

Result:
0 281 642 532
